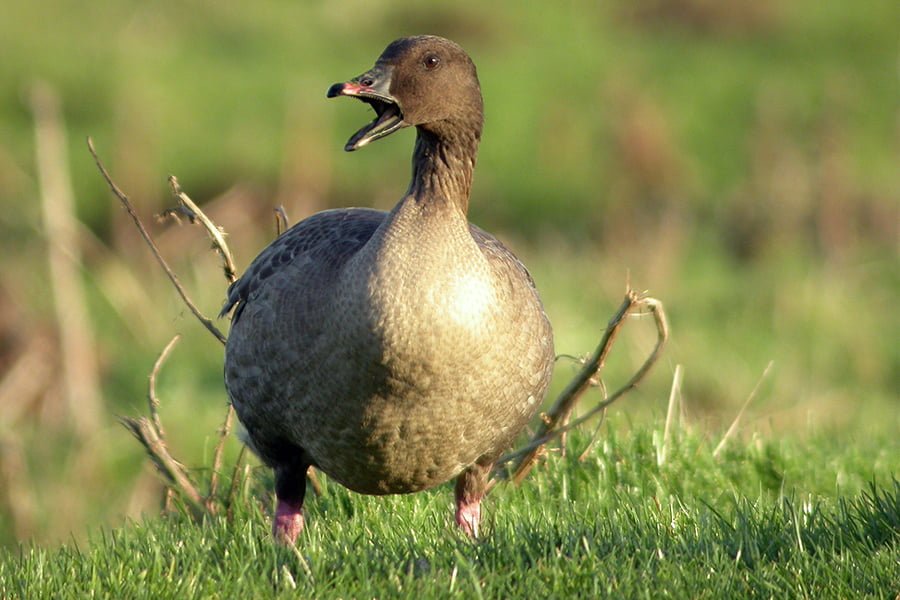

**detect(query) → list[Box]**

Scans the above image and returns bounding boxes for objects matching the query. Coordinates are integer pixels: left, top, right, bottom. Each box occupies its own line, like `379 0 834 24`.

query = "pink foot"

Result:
273 499 304 545
455 497 482 538
454 464 490 538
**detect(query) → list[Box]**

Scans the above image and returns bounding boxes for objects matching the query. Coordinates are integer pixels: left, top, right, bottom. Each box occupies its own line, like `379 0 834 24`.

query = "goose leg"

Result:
273 461 309 545
454 462 491 538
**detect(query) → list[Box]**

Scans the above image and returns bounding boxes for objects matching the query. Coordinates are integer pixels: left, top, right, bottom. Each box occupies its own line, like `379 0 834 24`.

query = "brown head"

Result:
327 36 484 152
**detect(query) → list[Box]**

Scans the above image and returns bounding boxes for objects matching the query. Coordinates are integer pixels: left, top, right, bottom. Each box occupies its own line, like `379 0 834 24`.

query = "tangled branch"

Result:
87 138 227 345
492 289 669 487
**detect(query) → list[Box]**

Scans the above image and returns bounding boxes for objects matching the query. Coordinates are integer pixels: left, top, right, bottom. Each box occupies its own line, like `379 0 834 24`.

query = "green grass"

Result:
2 424 898 598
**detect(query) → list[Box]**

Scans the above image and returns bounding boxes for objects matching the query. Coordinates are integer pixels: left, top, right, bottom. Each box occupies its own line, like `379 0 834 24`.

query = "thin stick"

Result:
166 176 237 284
510 291 639 478
713 360 774 458
160 178 242 507
121 330 205 514
307 468 324 497
206 404 235 511
274 206 290 236
148 335 181 442
658 364 684 466
119 416 205 511
496 292 669 485
576 417 606 463
575 374 608 462
90 139 248 518
87 137 227 345
226 445 248 517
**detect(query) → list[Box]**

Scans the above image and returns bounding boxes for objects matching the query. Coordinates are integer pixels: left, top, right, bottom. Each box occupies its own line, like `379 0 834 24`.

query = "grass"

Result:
2 423 897 598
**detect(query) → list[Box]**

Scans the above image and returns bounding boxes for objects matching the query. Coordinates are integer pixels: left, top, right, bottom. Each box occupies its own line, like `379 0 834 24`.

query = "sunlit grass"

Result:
2 423 897 597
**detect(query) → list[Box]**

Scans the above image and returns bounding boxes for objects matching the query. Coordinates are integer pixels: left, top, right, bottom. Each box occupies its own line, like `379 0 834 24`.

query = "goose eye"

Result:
423 55 440 70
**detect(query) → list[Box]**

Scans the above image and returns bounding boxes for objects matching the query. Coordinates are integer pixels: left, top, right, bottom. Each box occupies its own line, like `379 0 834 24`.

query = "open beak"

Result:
326 66 406 152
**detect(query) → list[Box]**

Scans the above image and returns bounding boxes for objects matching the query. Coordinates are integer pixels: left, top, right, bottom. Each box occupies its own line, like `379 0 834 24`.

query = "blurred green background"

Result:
0 0 896 546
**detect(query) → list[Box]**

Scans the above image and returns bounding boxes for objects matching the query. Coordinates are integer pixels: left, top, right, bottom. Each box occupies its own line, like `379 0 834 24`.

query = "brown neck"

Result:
407 123 481 215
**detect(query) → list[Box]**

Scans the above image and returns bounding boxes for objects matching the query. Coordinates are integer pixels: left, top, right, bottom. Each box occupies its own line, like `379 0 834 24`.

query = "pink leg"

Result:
455 493 483 538
272 462 309 545
273 499 305 545
454 463 490 538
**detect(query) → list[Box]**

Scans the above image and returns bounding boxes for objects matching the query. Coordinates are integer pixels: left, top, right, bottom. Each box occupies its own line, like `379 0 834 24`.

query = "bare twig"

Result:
576 414 608 463
120 329 208 514
120 415 205 512
87 137 228 345
274 206 290 236
226 445 248 517
148 335 181 442
161 180 244 509
206 404 236 511
165 176 238 284
89 139 252 517
32 84 102 437
87 139 258 518
713 360 774 458
307 468 324 497
493 290 668 486
504 291 637 482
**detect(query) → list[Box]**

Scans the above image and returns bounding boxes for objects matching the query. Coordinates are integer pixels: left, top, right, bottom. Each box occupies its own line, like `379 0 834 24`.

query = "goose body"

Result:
222 36 554 543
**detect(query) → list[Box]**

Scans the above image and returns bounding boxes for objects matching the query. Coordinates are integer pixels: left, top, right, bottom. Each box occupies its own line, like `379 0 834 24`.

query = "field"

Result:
2 425 898 597
0 0 897 596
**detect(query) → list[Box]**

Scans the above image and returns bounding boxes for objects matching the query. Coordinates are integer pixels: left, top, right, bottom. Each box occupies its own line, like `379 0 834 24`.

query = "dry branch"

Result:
492 289 669 487
206 404 236 512
148 334 181 442
119 415 205 512
226 445 248 519
576 412 608 463
274 206 290 236
87 138 227 345
89 139 251 515
120 333 207 514
159 177 241 506
163 176 237 285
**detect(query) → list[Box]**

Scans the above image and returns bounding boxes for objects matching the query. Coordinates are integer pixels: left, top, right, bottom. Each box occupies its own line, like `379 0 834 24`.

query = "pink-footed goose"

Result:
222 35 554 544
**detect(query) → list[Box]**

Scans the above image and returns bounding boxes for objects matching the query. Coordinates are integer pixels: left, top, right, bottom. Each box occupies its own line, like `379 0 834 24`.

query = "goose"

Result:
222 35 554 544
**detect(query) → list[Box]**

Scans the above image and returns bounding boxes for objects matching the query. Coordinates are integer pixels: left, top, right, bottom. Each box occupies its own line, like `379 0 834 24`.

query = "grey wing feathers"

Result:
221 208 385 321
